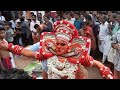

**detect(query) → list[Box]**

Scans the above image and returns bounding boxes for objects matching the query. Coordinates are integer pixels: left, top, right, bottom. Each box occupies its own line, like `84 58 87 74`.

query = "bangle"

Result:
7 43 13 51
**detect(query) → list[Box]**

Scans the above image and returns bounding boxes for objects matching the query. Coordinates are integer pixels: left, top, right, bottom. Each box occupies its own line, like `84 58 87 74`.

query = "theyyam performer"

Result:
0 20 114 79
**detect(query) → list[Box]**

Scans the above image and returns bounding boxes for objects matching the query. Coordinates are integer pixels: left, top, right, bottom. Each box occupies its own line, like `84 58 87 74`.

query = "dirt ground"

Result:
14 55 103 79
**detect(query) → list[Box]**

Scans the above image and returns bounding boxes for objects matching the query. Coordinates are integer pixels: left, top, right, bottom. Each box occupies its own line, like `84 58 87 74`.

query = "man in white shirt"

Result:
0 12 6 22
0 12 6 27
98 15 109 62
30 15 40 43
9 18 16 30
65 12 75 25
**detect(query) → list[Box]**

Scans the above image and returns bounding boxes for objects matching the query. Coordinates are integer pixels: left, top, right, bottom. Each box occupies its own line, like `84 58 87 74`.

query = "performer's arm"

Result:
81 55 114 79
20 49 36 58
0 42 42 60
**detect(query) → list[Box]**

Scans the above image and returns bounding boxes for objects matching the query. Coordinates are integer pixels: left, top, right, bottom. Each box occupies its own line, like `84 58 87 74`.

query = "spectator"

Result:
74 12 83 31
98 15 109 61
43 15 53 31
56 15 62 21
30 15 40 44
20 16 29 46
0 11 6 27
111 15 120 79
14 22 22 45
65 12 75 25
9 17 17 30
37 13 43 24
4 22 15 43
0 27 15 70
34 24 52 35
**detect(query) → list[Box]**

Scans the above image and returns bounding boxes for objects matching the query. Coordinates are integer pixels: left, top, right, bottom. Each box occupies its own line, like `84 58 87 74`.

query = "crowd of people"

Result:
0 11 119 79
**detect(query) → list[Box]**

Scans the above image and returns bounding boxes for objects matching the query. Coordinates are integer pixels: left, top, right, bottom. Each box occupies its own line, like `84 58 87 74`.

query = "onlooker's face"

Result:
99 16 105 23
80 15 84 20
66 14 71 19
36 26 41 32
16 23 21 27
57 16 61 20
109 15 115 22
32 16 36 21
43 16 48 22
38 13 42 18
117 16 120 23
4 24 10 29
74 14 79 19
0 30 6 39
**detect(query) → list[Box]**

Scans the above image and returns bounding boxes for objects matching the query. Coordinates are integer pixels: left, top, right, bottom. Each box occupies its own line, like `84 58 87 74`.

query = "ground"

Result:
14 55 103 79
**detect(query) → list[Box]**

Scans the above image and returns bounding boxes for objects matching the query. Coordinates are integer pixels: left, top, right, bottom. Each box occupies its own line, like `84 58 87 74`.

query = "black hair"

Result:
4 21 12 27
0 27 5 31
17 22 21 25
85 14 92 21
44 15 50 20
20 17 25 22
81 22 86 28
34 24 39 29
103 15 108 21
74 12 80 16
112 13 117 19
0 68 32 79
30 12 34 15
32 15 36 18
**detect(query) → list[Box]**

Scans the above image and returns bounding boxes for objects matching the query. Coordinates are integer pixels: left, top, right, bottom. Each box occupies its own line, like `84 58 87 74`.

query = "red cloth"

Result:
85 26 96 50
1 57 12 70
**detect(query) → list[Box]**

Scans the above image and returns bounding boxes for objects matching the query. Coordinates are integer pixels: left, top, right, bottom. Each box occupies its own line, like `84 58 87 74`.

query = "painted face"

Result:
55 39 69 55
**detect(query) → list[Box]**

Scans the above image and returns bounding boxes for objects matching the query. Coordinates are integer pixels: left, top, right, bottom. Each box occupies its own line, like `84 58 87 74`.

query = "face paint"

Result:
55 39 69 55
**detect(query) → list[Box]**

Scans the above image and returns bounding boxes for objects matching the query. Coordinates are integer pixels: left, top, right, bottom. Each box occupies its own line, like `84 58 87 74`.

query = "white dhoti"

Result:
107 47 116 64
102 35 112 63
98 40 105 53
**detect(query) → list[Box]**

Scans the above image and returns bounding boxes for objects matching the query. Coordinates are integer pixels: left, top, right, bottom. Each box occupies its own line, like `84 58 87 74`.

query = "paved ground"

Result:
14 55 103 79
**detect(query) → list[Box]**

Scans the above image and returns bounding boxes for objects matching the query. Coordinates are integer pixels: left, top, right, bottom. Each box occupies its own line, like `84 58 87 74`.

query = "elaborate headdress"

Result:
53 20 78 42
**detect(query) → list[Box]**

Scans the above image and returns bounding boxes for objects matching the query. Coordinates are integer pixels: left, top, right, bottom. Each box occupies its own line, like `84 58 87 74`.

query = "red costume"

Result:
6 20 114 79
0 40 13 70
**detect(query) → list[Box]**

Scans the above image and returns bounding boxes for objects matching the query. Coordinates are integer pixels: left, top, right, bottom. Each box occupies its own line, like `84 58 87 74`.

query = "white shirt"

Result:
25 42 40 51
30 20 40 36
10 20 16 29
0 15 6 21
15 19 20 24
99 21 109 40
65 18 75 25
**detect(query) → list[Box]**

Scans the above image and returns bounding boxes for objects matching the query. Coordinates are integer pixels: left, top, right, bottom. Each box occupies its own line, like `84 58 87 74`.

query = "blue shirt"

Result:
74 19 82 30
26 42 48 72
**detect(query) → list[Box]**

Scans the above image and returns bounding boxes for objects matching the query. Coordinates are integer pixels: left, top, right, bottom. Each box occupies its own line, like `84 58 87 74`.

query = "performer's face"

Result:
55 39 69 55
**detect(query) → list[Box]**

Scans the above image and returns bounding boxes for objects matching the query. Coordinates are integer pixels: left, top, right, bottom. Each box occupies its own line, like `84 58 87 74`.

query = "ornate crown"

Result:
53 20 78 42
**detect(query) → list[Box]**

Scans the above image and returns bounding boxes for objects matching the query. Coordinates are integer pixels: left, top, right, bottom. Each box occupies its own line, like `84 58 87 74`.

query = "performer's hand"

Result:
98 39 101 45
46 42 52 48
45 41 55 50
111 43 119 49
74 48 82 55
100 66 114 79
35 50 43 61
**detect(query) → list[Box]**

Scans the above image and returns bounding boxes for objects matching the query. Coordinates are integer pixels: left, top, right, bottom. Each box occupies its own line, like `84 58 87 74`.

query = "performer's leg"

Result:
42 70 48 79
114 69 118 79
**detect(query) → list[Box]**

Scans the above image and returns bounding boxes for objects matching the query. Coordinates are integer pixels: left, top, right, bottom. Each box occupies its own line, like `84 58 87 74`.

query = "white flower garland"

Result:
47 56 78 79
